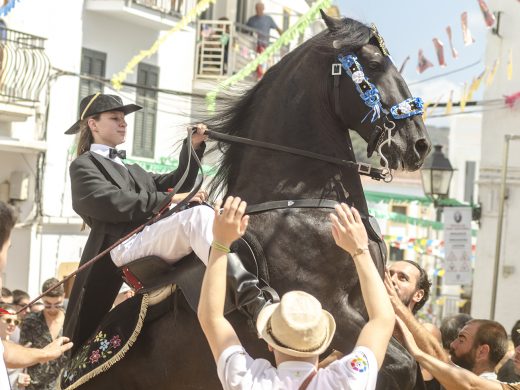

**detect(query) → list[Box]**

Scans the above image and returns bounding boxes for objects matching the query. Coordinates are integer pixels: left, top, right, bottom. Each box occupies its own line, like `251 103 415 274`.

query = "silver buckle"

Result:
331 63 342 76
357 163 372 174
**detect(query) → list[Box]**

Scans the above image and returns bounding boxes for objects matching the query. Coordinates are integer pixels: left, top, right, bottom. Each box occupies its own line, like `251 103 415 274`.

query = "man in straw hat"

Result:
198 197 395 389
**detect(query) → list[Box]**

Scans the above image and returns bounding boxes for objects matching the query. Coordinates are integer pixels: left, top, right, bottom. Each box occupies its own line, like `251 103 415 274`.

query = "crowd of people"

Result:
0 90 519 389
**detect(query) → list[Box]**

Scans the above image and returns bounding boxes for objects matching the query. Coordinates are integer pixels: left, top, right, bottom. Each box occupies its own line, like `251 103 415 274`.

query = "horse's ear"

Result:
320 9 343 32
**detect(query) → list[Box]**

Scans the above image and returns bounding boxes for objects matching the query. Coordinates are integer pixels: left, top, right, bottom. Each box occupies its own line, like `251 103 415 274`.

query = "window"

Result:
79 48 106 103
133 63 159 158
392 205 407 215
235 0 249 24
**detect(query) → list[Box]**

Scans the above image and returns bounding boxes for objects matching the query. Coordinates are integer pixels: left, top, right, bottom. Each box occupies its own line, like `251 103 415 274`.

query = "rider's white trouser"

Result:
110 205 214 267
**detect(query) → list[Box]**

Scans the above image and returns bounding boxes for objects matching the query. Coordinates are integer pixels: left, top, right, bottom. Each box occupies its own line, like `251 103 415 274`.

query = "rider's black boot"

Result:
225 253 279 324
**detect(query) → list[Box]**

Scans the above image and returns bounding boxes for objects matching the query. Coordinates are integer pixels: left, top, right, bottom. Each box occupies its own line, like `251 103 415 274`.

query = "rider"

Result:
65 93 271 354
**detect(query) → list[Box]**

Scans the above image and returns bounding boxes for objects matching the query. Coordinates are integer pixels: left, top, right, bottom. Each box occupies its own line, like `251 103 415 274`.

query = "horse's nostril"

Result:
414 138 430 158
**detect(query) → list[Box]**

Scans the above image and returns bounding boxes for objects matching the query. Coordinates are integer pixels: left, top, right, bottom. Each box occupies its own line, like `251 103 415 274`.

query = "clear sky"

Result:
336 0 489 125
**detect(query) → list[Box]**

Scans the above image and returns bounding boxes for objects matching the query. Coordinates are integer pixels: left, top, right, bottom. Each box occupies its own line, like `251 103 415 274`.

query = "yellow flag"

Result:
460 83 468 112
487 59 500 86
422 101 431 121
507 49 513 81
445 90 453 115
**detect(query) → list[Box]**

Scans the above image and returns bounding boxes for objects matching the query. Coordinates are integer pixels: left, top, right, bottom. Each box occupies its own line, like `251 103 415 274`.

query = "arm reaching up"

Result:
330 204 395 368
197 197 249 363
395 317 503 390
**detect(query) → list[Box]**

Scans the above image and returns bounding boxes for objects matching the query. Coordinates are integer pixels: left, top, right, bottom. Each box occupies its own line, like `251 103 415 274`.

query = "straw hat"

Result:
65 93 142 135
256 291 336 358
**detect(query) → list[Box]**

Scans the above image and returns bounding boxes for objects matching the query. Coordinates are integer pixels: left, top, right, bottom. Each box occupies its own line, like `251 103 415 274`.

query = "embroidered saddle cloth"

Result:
57 293 149 390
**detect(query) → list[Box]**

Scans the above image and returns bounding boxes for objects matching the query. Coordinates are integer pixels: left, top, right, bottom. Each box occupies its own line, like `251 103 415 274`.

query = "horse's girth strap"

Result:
246 199 339 214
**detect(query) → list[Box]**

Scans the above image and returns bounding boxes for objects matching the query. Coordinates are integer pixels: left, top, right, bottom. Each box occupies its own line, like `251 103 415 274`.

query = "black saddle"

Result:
119 230 269 313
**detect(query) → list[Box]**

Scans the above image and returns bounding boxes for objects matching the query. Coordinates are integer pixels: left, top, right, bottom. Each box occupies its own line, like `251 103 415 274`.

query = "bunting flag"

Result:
0 0 20 16
460 83 468 112
206 0 333 111
466 68 486 101
477 0 496 28
432 38 447 67
445 90 453 115
505 91 520 108
486 58 500 86
446 26 458 59
417 49 434 74
422 101 431 121
111 0 216 90
461 12 475 46
507 48 513 81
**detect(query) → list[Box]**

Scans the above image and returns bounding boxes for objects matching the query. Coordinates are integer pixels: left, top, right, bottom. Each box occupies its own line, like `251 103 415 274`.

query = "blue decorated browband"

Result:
334 54 423 122
390 97 424 120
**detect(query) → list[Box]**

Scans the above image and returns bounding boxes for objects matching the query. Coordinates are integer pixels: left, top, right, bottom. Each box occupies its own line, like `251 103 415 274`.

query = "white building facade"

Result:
473 0 520 331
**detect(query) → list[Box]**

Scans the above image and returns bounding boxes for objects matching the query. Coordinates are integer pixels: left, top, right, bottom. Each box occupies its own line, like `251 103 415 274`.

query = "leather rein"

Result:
204 130 387 181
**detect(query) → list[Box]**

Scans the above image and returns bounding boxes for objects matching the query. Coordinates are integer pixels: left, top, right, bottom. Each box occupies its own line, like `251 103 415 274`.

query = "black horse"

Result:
70 12 430 390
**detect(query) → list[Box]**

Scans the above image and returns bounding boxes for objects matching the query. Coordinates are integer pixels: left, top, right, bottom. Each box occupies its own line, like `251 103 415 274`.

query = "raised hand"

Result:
212 196 249 247
329 203 368 256
190 123 209 149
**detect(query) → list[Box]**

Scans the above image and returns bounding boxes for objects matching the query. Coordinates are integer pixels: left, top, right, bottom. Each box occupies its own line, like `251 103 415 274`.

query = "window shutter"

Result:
78 48 106 107
133 63 159 158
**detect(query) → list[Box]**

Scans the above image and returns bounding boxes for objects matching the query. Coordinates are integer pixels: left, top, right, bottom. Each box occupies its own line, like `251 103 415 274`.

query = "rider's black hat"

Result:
64 93 142 135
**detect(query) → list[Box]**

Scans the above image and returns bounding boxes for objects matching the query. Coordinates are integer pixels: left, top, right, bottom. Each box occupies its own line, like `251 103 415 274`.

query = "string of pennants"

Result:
417 0 520 118
111 0 216 90
383 235 477 258
415 0 499 74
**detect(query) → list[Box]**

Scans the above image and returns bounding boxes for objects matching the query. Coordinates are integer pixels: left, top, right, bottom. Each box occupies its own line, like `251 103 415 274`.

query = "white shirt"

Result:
0 341 12 390
480 371 498 381
217 345 378 390
90 143 126 168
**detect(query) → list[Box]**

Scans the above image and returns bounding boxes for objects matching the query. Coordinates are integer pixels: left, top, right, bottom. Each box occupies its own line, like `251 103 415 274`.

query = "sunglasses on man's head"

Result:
1 317 20 326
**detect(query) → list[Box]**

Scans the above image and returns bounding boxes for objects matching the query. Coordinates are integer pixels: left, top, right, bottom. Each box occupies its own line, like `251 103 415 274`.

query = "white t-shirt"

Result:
0 341 12 390
217 345 378 390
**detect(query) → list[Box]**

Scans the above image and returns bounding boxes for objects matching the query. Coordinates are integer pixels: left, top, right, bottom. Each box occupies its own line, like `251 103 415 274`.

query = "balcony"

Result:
85 0 197 30
194 20 284 83
0 27 50 119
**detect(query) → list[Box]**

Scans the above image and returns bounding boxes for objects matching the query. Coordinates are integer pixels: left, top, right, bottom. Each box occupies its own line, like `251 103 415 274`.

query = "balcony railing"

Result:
131 0 197 17
195 20 284 80
0 28 51 104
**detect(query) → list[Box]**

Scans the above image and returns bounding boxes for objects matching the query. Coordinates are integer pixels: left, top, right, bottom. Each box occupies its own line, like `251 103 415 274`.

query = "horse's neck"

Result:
226 88 369 214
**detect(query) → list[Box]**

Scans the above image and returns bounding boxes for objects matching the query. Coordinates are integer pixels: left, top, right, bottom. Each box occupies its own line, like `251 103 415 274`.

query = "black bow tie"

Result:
109 148 126 159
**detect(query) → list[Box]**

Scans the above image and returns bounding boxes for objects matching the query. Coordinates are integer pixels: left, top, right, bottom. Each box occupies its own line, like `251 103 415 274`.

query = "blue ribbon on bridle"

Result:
336 54 424 123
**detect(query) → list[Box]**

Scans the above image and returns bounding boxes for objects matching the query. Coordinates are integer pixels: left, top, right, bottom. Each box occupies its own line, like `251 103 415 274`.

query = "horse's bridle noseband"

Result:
332 49 424 183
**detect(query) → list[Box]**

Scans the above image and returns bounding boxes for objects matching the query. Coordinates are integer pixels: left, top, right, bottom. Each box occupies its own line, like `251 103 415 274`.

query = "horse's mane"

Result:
205 17 373 195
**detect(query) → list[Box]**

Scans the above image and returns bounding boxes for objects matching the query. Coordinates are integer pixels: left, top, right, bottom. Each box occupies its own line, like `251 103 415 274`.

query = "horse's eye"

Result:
367 61 381 71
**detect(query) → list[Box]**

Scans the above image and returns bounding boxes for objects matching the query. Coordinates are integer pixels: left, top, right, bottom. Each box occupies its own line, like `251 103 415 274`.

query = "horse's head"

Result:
321 11 431 172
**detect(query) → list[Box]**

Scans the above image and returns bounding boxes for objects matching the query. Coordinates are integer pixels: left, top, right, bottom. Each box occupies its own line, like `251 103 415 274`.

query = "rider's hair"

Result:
76 114 100 157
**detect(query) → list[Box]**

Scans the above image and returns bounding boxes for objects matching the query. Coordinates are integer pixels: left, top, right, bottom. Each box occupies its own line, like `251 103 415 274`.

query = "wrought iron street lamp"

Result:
420 145 454 205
